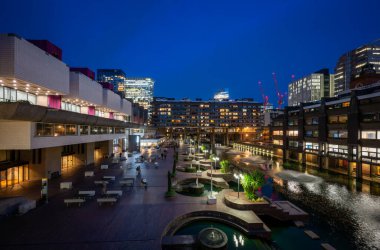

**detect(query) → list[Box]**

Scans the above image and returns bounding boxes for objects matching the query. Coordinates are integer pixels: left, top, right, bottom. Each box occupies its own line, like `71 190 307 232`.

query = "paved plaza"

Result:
0 147 261 249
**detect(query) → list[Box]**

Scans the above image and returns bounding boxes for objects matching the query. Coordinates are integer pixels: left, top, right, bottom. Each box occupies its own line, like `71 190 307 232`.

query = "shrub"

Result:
241 170 265 201
220 160 230 173
172 160 177 177
165 171 175 197
283 161 300 170
185 167 197 173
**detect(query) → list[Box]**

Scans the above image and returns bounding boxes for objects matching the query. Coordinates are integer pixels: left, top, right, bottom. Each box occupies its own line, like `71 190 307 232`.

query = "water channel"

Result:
226 151 380 249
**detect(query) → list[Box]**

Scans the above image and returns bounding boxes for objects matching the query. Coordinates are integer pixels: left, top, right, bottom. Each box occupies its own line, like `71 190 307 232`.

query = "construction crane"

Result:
258 81 269 110
272 72 287 109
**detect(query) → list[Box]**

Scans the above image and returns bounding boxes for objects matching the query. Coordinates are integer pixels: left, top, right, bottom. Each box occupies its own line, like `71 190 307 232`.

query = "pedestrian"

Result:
161 152 164 159
102 182 107 195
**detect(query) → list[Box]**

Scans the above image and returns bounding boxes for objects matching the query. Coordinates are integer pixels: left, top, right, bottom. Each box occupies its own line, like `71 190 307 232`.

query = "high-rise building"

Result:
334 40 380 95
123 77 154 114
97 69 127 94
288 69 334 106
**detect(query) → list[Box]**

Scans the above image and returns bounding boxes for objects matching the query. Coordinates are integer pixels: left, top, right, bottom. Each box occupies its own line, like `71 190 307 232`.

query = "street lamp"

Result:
204 149 209 158
211 156 219 193
207 156 219 204
234 173 244 198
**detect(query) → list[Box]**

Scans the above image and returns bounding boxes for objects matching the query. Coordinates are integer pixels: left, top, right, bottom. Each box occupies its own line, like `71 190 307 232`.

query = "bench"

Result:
84 171 94 177
94 180 109 186
78 190 96 199
304 230 320 240
321 243 336 250
64 198 85 207
103 176 116 181
97 197 117 206
119 179 134 187
106 190 123 197
60 182 72 190
100 164 108 170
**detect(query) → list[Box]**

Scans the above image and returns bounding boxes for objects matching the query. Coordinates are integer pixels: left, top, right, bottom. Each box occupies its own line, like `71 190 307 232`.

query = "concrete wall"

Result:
69 72 103 106
0 34 69 94
121 98 132 116
43 147 61 177
103 89 121 112
0 121 31 149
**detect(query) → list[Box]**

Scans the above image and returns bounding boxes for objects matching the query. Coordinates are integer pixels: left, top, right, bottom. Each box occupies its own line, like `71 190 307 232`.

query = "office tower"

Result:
97 69 127 94
334 40 380 95
123 77 154 116
288 69 334 106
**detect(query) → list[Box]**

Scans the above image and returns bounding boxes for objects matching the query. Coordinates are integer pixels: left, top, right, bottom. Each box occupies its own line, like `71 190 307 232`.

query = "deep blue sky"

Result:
1 0 379 106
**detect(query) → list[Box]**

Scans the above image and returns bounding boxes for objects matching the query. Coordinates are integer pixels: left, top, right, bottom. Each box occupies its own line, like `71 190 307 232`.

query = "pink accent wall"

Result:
48 95 61 109
88 106 95 115
109 112 114 119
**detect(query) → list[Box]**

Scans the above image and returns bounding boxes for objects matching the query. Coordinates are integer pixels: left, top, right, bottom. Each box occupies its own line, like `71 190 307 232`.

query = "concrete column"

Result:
43 147 62 179
106 140 113 156
356 162 362 180
211 128 216 154
226 128 230 146
85 142 95 165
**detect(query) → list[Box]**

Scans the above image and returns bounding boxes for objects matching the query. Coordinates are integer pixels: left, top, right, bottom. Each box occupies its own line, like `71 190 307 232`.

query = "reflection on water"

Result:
274 170 380 249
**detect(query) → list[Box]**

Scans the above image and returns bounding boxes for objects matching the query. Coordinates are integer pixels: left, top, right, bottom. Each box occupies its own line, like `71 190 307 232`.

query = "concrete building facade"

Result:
0 34 138 188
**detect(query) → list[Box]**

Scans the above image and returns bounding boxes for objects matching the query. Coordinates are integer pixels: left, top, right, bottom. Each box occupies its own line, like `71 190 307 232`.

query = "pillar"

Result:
85 142 95 165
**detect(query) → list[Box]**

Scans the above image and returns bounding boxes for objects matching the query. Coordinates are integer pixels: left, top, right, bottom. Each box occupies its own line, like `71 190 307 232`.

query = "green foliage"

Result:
283 161 300 170
200 145 207 152
172 160 176 177
241 170 265 201
220 160 230 173
167 171 172 192
185 167 197 173
209 154 216 160
165 171 175 197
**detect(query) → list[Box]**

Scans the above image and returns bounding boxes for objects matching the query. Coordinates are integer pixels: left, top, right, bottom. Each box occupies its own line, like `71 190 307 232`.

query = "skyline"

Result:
1 0 380 104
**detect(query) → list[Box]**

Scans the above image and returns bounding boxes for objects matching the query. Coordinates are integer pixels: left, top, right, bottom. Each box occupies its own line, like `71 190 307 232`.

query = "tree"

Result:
220 160 230 173
241 170 265 201
172 159 177 177
165 171 175 197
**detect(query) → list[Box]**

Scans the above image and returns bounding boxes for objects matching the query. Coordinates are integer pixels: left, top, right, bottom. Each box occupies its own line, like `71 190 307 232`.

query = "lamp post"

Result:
234 173 244 198
204 149 209 158
210 156 219 195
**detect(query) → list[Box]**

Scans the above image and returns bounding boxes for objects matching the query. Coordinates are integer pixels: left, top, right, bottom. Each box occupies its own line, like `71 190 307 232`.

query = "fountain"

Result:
198 227 228 250
189 177 204 195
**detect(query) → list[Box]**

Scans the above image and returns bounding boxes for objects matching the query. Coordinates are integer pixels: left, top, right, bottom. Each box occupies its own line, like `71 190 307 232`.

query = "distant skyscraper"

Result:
334 40 380 95
97 69 127 93
288 69 334 107
123 77 154 115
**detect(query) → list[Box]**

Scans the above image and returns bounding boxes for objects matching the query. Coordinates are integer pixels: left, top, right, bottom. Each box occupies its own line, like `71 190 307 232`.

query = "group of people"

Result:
160 148 168 160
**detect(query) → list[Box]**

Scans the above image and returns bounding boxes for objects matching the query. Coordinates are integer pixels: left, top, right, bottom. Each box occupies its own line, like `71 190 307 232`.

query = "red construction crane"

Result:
272 72 287 109
258 80 269 110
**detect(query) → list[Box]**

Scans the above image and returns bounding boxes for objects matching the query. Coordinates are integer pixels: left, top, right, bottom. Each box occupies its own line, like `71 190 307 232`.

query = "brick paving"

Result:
0 147 264 250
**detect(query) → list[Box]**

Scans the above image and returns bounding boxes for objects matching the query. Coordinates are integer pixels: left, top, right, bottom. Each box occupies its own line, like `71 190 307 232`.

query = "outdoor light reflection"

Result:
233 233 244 247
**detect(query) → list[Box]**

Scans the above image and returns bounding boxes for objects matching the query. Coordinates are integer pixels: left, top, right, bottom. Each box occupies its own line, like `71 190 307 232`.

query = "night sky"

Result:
1 0 379 105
